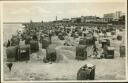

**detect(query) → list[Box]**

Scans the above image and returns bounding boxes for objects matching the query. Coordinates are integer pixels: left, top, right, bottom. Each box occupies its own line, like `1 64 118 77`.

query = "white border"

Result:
0 0 127 3
125 0 128 81
1 0 127 82
0 2 4 83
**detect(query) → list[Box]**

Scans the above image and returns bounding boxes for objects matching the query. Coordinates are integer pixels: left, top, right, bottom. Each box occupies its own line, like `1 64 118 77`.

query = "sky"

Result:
3 1 126 22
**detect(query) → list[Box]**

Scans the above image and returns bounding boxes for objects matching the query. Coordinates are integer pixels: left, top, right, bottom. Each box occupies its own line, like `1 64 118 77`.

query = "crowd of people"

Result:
5 21 125 72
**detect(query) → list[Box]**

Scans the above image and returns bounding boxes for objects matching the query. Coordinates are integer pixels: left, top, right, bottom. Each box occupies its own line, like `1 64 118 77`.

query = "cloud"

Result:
10 8 30 15
57 11 63 14
3 2 125 22
68 8 93 17
35 6 51 14
8 6 51 17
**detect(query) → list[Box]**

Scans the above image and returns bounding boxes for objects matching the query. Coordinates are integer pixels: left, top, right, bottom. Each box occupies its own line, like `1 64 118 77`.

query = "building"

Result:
96 18 107 23
80 16 98 23
71 18 77 23
71 17 81 23
104 13 114 19
114 11 122 20
85 16 97 22
104 13 113 22
104 11 124 21
81 16 86 23
56 16 58 21
62 18 70 22
103 13 114 22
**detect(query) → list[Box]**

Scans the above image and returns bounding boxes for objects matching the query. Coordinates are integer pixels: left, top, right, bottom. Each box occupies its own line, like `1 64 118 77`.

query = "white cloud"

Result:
9 6 51 17
57 11 63 14
10 8 30 15
34 6 51 14
3 2 125 22
69 8 93 17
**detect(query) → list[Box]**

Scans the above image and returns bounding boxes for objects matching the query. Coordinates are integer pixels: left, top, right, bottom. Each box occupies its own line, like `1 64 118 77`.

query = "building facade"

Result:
103 13 114 22
80 16 98 23
104 11 123 21
114 11 122 20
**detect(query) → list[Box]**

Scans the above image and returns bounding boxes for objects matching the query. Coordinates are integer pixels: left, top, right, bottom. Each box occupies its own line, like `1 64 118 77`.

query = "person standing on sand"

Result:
49 30 52 44
6 62 13 72
93 44 98 57
7 40 11 47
